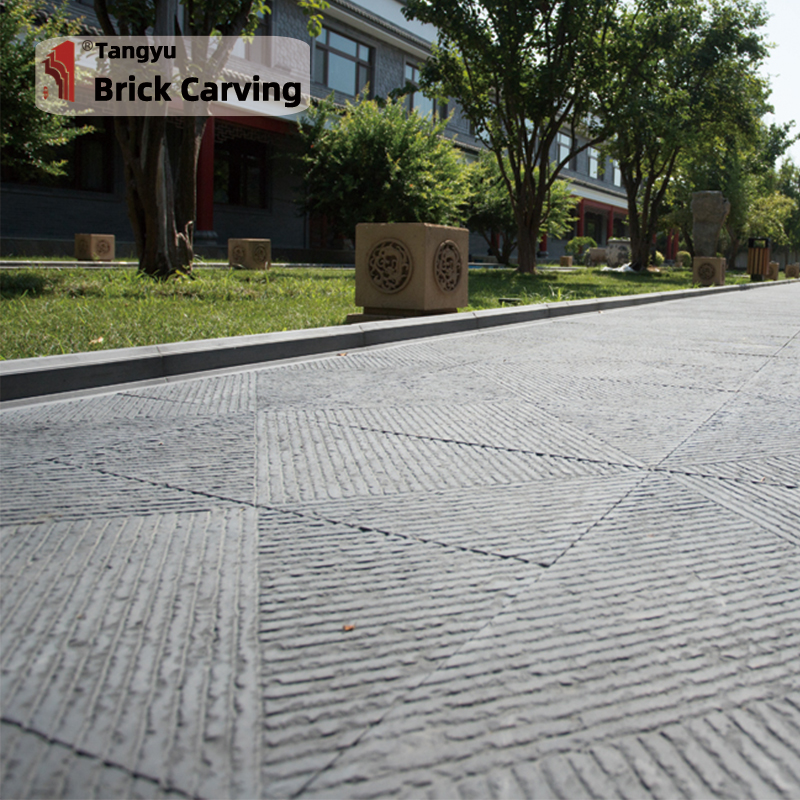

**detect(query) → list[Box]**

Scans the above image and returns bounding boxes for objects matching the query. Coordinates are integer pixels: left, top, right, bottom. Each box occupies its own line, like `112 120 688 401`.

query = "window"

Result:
588 147 600 179
214 137 270 208
612 160 622 186
2 119 116 192
231 10 271 59
557 132 573 168
313 27 372 97
404 63 445 119
68 120 115 192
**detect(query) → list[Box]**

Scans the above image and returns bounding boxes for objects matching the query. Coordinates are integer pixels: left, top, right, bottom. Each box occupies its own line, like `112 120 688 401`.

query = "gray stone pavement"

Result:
1 284 799 799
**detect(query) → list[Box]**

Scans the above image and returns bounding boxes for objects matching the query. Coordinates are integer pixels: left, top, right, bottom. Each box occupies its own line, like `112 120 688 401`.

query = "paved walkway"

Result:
1 284 799 799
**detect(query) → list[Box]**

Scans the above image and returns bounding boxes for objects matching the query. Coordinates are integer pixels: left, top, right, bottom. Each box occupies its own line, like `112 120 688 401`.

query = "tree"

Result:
0 0 90 179
465 150 578 265
403 0 616 274
662 120 797 263
746 191 797 247
93 0 328 278
296 95 469 240
598 0 769 270
775 159 800 259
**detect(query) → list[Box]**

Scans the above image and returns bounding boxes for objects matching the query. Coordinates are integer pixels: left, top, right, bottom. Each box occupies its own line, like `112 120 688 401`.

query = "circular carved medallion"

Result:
253 244 268 263
434 240 463 292
96 239 111 255
698 261 715 283
368 239 413 293
231 244 246 264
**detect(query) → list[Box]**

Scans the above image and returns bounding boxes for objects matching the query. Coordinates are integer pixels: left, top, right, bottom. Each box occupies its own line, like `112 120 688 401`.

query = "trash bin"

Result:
747 238 770 281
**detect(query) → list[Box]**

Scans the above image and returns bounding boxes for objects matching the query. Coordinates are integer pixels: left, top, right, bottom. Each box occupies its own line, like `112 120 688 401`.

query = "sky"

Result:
760 0 800 164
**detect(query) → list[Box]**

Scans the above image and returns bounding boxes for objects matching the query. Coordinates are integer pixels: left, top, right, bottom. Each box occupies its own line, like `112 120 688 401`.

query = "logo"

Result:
36 36 309 118
43 41 75 102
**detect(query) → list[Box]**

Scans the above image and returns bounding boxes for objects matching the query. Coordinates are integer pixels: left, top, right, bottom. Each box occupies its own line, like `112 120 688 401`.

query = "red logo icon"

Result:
43 41 75 102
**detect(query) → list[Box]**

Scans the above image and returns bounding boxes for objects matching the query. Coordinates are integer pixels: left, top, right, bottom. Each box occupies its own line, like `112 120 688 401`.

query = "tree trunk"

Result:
106 0 202 279
113 114 203 278
515 198 540 274
630 237 651 272
516 224 538 274
624 183 647 271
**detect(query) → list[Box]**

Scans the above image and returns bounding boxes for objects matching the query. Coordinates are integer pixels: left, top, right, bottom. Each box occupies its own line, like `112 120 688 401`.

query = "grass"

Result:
0 265 750 361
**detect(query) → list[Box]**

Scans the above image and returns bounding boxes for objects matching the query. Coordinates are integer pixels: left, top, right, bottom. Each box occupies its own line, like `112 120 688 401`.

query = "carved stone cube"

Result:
75 234 115 261
588 248 607 266
228 239 271 270
785 264 799 279
355 223 469 313
693 256 726 287
560 256 573 267
767 261 780 280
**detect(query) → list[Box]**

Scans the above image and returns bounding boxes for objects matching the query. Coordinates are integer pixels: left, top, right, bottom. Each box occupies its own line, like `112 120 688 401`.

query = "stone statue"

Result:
691 191 731 257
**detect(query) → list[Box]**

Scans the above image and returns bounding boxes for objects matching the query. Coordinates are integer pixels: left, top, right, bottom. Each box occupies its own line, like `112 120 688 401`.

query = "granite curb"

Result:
0 280 789 402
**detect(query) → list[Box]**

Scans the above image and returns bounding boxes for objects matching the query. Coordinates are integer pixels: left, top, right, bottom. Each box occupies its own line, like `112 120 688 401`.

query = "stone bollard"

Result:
75 234 115 261
767 261 780 280
560 256 573 267
785 264 799 279
693 257 726 287
353 223 468 318
588 248 607 266
228 239 271 270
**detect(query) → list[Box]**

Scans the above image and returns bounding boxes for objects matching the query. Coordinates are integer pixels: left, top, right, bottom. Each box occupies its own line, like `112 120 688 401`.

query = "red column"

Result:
577 199 585 237
540 234 548 254
196 118 215 235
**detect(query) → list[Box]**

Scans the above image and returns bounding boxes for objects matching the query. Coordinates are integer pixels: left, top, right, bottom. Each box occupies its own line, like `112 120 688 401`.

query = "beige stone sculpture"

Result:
228 239 271 270
767 261 780 280
354 223 469 316
691 192 730 286
75 234 115 261
691 192 730 257
606 239 631 268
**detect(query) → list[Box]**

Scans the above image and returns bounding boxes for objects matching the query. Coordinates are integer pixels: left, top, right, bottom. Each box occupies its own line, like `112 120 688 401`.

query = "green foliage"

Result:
745 191 797 245
775 159 800 254
296 0 329 38
676 250 691 268
0 0 91 178
664 120 798 261
466 151 577 264
598 0 770 270
544 179 580 241
566 237 598 256
403 0 615 272
297 95 469 240
465 151 517 264
652 250 664 266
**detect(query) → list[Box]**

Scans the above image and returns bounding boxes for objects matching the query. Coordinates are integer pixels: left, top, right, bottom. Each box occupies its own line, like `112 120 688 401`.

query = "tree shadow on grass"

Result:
0 272 54 298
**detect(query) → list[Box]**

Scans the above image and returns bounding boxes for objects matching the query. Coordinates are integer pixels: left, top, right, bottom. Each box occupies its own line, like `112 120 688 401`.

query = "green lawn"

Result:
0 265 749 360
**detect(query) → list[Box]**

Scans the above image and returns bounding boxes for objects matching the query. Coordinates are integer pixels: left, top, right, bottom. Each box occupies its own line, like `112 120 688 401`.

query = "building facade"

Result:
1 0 634 262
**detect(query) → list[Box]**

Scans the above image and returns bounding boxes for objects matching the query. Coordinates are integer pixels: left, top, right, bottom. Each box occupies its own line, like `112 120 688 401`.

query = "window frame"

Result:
588 147 600 179
313 26 373 98
404 62 446 120
213 136 272 210
557 132 575 169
